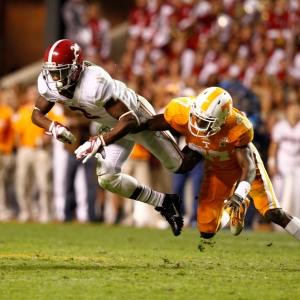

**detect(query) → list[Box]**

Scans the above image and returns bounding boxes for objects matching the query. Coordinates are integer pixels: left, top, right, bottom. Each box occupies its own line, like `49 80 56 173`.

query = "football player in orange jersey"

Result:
138 86 300 242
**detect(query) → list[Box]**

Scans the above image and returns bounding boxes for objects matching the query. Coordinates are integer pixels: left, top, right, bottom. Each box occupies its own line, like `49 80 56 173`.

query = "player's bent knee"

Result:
200 232 215 239
97 172 138 198
98 173 120 190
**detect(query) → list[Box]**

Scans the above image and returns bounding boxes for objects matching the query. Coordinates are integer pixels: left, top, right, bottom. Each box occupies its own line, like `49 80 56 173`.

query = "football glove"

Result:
224 193 244 212
75 135 106 164
45 121 76 144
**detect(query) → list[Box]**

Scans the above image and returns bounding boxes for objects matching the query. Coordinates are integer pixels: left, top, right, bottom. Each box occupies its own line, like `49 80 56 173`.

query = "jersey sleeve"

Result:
229 108 254 147
234 127 254 147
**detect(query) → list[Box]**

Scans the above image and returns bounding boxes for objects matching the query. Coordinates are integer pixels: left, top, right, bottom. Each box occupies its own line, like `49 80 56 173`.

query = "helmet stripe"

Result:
47 39 66 62
200 88 223 111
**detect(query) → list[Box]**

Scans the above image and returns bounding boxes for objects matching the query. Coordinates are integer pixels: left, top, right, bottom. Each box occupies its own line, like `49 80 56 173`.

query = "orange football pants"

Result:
197 146 280 233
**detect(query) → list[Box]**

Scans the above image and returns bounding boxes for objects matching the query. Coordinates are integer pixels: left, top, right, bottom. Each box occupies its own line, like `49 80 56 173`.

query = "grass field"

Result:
0 222 299 300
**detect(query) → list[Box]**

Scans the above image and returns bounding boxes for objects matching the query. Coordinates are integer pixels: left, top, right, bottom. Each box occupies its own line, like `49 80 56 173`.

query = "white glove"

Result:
224 194 243 212
74 135 106 164
45 121 76 144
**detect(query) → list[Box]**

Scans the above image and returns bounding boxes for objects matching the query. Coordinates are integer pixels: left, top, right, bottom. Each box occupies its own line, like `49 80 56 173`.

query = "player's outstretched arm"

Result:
235 144 256 184
102 99 140 145
31 96 76 144
75 98 140 163
133 114 173 133
175 146 204 174
225 144 256 211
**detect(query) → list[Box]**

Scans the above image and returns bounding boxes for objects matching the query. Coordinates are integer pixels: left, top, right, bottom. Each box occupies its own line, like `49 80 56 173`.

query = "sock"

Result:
217 210 230 232
285 217 300 241
136 185 165 207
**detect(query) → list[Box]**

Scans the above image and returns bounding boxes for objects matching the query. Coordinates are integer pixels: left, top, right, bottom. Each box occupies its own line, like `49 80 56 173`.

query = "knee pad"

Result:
200 232 215 239
97 173 138 198
98 173 120 190
198 205 220 233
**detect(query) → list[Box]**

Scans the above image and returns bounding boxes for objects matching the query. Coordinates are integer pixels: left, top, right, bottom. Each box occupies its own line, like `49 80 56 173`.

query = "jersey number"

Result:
69 106 101 119
189 143 230 161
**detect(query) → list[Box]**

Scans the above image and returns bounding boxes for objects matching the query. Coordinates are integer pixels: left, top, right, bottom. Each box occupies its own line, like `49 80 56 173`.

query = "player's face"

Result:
196 118 211 132
49 69 69 82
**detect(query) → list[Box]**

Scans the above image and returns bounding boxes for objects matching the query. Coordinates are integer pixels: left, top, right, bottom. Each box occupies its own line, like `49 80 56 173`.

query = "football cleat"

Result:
155 194 184 236
229 198 250 236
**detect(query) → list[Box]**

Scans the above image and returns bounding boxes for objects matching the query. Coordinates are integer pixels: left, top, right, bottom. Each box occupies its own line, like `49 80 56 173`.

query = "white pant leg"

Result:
128 130 182 173
133 95 183 173
33 149 52 223
280 173 294 215
293 167 300 219
75 165 88 223
96 139 135 176
15 147 35 220
52 140 68 222
96 139 137 198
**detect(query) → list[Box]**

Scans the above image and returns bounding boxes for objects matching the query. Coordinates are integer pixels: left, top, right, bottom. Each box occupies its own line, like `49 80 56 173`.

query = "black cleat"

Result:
155 194 183 236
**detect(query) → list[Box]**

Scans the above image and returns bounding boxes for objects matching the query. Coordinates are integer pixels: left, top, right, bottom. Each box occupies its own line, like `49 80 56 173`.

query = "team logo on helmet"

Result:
71 43 80 66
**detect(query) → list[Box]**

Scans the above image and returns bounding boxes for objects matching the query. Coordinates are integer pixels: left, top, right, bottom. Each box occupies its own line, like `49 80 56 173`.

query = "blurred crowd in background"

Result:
0 0 300 232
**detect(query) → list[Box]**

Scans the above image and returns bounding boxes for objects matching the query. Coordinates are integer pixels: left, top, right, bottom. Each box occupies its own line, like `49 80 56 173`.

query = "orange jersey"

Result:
13 103 46 148
165 96 279 233
164 97 254 170
0 104 15 153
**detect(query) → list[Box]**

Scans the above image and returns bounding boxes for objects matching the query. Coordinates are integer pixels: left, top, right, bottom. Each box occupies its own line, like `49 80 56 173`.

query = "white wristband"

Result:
234 181 251 199
99 134 106 147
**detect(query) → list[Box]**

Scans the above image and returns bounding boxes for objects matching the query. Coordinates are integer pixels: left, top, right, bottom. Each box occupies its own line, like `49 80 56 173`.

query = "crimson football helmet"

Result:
42 39 84 91
188 87 233 137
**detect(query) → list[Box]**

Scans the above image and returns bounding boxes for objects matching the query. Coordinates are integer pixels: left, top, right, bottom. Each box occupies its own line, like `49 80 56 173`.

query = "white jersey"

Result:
38 63 139 131
271 120 300 219
38 61 183 175
272 119 300 168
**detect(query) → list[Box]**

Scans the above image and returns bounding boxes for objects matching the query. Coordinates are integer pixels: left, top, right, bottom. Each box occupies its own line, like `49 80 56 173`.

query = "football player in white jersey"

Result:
31 39 201 236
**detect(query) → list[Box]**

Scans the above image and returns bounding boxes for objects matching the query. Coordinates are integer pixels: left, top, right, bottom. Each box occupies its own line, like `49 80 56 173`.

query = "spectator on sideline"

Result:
63 109 98 223
85 1 111 64
0 89 16 221
14 84 53 223
61 0 89 51
268 101 300 223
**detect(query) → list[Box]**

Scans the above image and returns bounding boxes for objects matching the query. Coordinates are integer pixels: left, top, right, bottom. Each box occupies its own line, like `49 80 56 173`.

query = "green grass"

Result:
0 223 299 300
